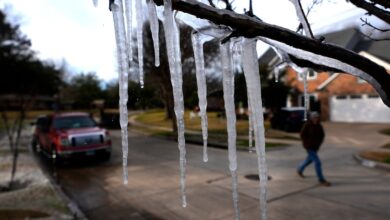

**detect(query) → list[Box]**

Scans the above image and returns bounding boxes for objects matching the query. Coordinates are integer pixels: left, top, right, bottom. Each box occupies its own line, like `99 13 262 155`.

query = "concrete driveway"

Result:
47 122 390 220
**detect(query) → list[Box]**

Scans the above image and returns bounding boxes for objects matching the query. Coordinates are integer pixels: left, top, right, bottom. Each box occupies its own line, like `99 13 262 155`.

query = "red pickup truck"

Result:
32 112 112 163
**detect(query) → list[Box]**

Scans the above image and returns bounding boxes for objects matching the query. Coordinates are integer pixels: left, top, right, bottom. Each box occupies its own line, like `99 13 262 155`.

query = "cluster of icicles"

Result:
97 0 273 219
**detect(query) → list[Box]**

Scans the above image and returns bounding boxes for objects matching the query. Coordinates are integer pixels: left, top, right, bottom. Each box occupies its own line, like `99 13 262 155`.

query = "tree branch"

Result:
360 17 390 32
348 0 390 24
370 0 390 9
290 0 315 38
152 0 390 107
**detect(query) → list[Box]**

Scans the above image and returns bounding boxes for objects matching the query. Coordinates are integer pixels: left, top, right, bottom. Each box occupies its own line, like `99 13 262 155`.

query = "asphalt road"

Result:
38 126 390 220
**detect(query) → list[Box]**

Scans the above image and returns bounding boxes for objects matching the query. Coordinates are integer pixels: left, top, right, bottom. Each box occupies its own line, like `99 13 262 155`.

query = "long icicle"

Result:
303 71 309 120
248 89 254 153
111 0 129 185
221 41 240 220
147 0 160 67
124 0 133 61
135 0 144 88
242 38 268 220
163 0 187 208
191 31 209 162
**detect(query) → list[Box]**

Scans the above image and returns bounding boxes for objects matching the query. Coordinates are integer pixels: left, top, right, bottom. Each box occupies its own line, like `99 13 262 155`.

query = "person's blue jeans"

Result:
298 150 326 182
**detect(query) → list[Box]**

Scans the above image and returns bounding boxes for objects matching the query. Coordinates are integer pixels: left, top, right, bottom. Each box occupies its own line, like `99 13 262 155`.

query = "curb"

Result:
354 154 390 171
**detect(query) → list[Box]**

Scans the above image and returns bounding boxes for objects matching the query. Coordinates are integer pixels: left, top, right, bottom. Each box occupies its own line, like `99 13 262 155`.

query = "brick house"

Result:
260 28 390 123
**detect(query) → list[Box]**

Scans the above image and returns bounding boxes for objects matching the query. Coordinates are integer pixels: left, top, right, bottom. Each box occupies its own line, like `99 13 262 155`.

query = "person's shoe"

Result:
319 180 331 186
297 171 304 178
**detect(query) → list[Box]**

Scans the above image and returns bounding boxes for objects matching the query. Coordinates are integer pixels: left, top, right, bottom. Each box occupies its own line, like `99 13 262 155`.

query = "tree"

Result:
151 0 390 108
0 9 62 189
62 72 103 109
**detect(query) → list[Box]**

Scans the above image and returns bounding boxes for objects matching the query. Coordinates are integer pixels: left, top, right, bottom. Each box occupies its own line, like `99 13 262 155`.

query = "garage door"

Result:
330 94 390 123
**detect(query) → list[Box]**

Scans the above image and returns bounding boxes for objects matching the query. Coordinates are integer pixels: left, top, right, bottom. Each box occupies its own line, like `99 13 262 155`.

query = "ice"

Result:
191 31 209 162
248 91 254 153
289 0 314 38
111 0 130 185
147 0 160 67
124 0 133 61
242 38 268 220
92 0 98 7
221 41 240 220
303 71 308 121
261 37 385 100
163 0 187 208
135 0 144 88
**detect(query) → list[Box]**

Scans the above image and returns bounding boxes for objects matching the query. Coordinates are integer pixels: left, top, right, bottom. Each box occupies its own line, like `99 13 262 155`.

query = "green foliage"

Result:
0 9 62 109
61 72 103 109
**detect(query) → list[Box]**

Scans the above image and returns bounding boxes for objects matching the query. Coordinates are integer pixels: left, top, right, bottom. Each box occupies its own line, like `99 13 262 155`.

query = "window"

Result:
335 95 347 100
350 95 362 99
297 69 317 81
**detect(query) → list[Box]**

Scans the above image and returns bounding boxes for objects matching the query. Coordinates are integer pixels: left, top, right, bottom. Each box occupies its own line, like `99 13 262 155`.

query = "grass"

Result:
379 128 390 136
131 112 288 149
134 109 300 141
359 151 390 164
381 143 390 149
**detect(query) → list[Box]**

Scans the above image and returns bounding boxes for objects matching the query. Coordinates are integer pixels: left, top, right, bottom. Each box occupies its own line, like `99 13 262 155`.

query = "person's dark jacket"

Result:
300 121 325 151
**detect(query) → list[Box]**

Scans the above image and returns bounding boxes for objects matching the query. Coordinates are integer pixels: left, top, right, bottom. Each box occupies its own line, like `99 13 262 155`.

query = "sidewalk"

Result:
0 131 85 219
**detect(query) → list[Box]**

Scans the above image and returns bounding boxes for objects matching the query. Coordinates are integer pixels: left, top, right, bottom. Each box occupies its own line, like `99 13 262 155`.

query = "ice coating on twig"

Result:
242 38 268 220
111 0 129 185
289 0 314 38
163 0 187 208
303 71 308 121
135 0 144 88
191 31 209 162
147 0 160 67
92 0 98 7
124 0 133 61
221 41 240 220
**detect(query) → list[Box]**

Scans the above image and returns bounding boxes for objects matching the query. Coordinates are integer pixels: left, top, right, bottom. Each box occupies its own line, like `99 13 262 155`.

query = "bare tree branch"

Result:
152 0 390 107
207 0 216 8
290 0 315 38
360 17 390 32
348 0 390 24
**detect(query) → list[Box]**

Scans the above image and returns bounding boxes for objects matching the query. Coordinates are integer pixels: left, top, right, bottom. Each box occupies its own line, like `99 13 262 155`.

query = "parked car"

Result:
270 107 306 132
31 112 112 163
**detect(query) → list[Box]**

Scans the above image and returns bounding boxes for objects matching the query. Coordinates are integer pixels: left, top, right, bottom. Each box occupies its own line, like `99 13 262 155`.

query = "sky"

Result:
0 0 370 82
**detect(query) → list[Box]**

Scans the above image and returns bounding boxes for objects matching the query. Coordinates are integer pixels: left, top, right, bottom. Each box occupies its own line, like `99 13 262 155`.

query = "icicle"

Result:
147 0 160 67
135 0 144 88
92 0 98 7
274 67 279 83
221 41 240 220
124 0 133 61
191 32 209 162
163 0 187 208
242 38 268 220
111 0 129 185
303 71 308 121
248 91 254 153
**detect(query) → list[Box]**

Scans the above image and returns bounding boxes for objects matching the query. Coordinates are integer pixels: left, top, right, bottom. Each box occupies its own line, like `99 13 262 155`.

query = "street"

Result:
42 124 390 220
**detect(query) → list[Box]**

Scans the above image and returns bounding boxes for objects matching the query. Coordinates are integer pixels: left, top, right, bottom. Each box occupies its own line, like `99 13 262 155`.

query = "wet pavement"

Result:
34 125 390 220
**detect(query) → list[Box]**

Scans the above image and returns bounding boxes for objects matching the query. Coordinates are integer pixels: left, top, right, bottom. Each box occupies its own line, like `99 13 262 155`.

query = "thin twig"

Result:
360 17 390 32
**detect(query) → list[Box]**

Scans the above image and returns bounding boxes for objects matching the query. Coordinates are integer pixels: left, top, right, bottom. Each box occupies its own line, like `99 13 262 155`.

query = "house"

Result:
260 28 390 123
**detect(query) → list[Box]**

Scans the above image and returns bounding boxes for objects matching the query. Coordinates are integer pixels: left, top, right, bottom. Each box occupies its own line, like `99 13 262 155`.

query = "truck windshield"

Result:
53 116 96 129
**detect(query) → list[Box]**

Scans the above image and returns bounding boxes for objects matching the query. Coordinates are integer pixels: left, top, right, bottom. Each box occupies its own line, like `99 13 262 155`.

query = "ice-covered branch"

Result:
289 0 315 38
370 0 390 9
152 0 390 107
348 0 390 24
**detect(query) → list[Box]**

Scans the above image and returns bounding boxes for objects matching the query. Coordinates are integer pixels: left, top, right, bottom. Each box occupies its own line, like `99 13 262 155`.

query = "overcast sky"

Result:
1 0 367 82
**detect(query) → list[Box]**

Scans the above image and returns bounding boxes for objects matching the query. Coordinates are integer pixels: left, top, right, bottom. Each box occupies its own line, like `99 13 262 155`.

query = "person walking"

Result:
297 111 331 186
